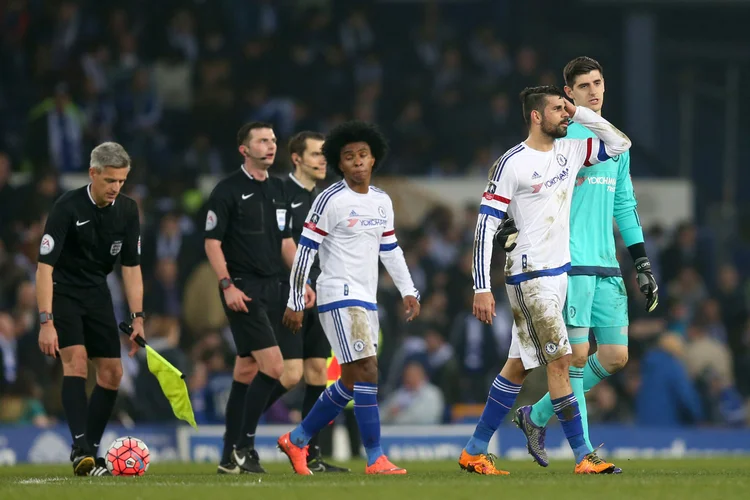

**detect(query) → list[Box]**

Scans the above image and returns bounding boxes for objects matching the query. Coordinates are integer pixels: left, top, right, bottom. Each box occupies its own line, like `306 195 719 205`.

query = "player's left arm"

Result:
379 199 420 322
614 152 659 312
568 104 632 168
121 200 145 355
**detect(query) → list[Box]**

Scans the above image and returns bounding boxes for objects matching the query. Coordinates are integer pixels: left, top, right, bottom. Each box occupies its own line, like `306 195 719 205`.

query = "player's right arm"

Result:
286 202 338 315
566 102 632 169
203 184 252 313
472 157 519 324
36 199 73 358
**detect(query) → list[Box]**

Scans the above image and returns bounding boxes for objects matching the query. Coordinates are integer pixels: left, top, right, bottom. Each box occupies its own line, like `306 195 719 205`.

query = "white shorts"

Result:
319 306 380 364
506 274 572 370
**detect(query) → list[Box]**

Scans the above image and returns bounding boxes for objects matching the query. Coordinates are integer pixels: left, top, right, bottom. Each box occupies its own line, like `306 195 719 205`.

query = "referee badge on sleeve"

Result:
40 234 54 255
276 209 287 231
110 240 123 255
205 210 217 231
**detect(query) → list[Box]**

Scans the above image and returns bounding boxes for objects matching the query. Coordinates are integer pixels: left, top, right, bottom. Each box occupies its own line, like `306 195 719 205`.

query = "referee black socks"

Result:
86 385 118 457
62 376 90 454
236 372 278 450
263 382 289 412
222 380 249 464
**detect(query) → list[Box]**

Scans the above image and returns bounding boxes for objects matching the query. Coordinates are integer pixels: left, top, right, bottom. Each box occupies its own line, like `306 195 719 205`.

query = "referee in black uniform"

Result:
205 122 312 474
259 131 348 472
36 142 145 477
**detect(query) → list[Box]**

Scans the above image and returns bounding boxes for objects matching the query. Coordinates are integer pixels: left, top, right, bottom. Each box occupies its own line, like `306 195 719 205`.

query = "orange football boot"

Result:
574 452 616 474
458 450 510 475
365 455 407 475
277 432 313 475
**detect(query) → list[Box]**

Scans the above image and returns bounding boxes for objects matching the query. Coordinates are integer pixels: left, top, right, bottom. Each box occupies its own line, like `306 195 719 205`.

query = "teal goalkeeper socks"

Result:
529 392 554 428
583 354 611 392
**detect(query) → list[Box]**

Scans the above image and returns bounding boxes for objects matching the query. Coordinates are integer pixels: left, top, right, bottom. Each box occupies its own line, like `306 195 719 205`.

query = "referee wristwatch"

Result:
39 312 54 324
130 312 146 320
219 277 233 290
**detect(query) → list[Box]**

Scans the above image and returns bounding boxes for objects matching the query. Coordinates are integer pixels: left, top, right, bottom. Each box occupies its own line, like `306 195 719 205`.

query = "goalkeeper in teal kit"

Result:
513 57 659 472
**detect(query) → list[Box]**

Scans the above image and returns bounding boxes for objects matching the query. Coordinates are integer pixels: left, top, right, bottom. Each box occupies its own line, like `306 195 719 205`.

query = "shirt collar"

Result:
288 172 314 191
241 165 254 180
87 184 115 207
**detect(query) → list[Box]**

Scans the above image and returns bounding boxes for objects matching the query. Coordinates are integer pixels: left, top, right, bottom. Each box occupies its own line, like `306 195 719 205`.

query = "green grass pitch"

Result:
1 459 749 500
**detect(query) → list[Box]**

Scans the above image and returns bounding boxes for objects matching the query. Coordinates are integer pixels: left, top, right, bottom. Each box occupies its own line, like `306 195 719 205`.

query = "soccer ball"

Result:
105 436 150 476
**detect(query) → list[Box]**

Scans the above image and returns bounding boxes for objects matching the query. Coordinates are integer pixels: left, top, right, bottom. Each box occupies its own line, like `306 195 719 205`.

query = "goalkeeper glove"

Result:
634 257 659 312
494 218 518 252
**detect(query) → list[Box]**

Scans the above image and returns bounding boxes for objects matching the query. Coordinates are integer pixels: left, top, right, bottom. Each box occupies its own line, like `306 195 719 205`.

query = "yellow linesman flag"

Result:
119 322 197 428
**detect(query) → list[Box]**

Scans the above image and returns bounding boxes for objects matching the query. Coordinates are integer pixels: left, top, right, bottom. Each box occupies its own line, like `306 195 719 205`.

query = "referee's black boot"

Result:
70 446 95 476
89 457 112 476
232 447 266 473
307 445 350 473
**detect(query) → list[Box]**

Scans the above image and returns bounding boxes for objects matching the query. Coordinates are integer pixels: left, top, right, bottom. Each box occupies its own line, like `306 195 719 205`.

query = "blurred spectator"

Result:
381 361 444 425
660 223 713 286
636 333 704 426
0 312 18 393
24 83 84 173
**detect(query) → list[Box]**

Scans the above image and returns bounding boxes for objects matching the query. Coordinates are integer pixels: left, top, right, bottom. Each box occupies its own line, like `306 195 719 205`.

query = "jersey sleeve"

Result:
120 201 142 266
204 183 233 241
379 198 420 299
572 106 632 169
287 197 340 311
613 151 645 247
38 200 73 267
473 160 518 291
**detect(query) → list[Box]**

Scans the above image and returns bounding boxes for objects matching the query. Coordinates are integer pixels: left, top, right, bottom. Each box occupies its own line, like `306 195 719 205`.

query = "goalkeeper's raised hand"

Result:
494 218 519 252
635 257 659 312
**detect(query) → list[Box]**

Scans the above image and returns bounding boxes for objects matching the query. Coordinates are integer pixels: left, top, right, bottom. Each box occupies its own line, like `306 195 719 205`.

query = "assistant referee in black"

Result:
36 142 145 477
205 121 312 474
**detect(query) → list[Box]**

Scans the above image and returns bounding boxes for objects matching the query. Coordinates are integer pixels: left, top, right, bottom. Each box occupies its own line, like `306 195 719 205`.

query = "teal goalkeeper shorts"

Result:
564 275 629 346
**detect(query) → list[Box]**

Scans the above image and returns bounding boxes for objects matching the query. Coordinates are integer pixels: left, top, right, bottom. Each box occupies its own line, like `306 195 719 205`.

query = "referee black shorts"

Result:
53 284 120 359
277 282 331 360
220 275 279 357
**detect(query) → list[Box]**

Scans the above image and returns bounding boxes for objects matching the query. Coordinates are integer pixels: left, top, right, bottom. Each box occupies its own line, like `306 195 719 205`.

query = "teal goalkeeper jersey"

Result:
565 121 644 275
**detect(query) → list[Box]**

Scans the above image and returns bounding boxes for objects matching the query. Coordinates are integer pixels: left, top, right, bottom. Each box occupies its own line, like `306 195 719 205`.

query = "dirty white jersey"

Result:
287 180 419 312
473 106 633 289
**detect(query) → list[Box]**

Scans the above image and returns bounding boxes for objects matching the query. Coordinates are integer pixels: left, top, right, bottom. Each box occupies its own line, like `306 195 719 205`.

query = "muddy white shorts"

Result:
506 274 572 369
318 306 380 364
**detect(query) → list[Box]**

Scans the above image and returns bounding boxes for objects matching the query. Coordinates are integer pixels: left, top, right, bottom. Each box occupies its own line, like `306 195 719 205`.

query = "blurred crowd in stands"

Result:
1 1 748 429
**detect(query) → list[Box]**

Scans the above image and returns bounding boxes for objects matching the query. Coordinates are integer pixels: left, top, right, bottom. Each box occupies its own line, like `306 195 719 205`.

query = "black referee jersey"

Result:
283 173 321 285
38 184 141 286
204 166 291 278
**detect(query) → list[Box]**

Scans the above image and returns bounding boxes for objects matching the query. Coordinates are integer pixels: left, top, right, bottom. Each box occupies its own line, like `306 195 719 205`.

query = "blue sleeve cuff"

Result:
478 205 506 219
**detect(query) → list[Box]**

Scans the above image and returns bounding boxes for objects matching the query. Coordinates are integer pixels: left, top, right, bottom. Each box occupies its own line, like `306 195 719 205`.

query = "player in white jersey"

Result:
458 86 631 476
277 121 421 475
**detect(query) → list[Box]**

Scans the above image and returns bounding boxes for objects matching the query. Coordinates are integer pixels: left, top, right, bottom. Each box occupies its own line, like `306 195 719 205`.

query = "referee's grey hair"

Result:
90 142 131 173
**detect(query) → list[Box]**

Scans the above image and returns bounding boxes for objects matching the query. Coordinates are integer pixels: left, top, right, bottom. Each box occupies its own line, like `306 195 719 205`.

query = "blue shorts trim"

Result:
318 300 378 313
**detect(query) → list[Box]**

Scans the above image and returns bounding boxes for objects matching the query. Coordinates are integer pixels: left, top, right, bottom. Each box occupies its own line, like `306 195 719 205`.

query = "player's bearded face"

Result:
339 142 375 185
541 110 569 139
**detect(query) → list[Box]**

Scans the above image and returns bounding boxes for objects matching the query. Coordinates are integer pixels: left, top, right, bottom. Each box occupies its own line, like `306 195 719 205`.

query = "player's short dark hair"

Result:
236 122 273 147
322 121 389 177
563 56 604 87
519 85 566 125
288 131 325 159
